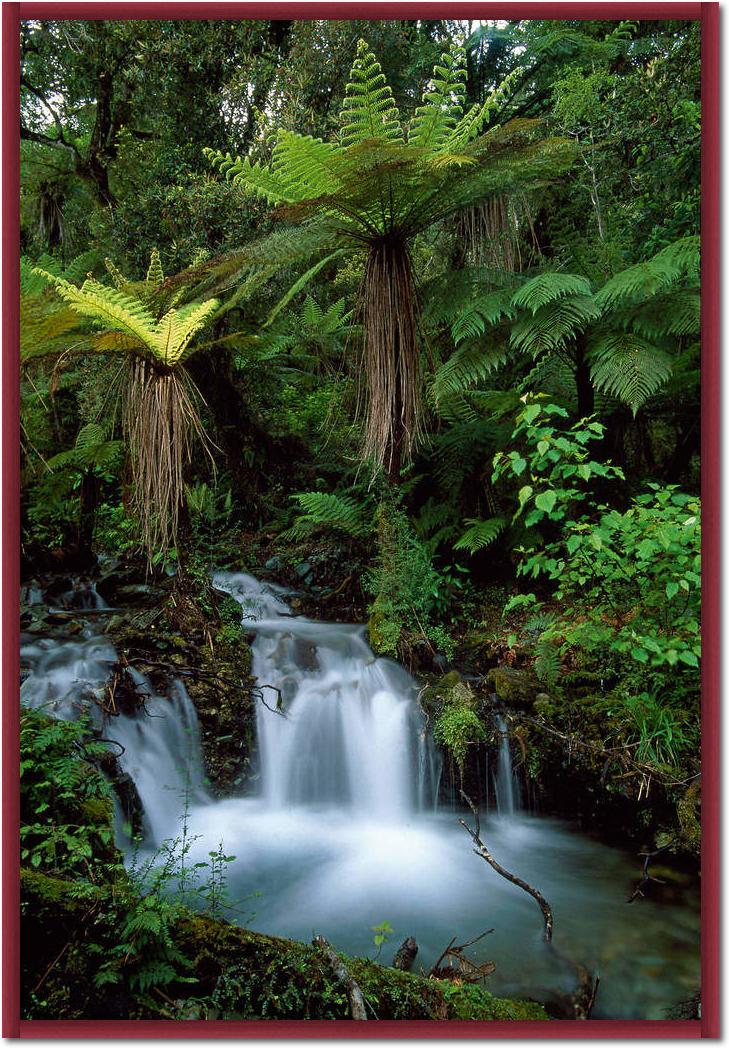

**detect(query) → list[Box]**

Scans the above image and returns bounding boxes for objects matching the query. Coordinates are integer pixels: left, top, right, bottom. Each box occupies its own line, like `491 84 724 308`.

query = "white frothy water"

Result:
20 622 207 843
494 714 519 816
213 572 438 818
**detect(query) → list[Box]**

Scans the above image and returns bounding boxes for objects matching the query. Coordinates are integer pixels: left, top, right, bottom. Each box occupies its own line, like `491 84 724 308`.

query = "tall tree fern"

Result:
205 39 576 480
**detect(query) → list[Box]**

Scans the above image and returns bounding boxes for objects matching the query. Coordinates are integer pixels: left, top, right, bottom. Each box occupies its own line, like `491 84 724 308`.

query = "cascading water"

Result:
494 714 520 816
213 572 439 819
20 575 700 1019
20 611 207 844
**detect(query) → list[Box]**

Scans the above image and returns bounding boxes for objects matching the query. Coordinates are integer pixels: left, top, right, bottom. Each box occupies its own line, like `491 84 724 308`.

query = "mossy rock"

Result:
486 666 539 708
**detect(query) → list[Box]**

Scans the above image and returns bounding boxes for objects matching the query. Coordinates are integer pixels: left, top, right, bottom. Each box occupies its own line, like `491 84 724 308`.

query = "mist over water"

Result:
20 574 700 1019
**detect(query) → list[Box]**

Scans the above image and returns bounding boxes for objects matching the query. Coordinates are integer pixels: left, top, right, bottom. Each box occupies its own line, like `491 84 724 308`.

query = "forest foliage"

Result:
20 16 700 804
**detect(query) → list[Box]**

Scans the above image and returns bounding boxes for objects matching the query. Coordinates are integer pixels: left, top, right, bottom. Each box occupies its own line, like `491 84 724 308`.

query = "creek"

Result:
20 572 700 1020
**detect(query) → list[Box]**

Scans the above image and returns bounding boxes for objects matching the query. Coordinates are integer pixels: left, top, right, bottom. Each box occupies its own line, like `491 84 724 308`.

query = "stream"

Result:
20 572 700 1020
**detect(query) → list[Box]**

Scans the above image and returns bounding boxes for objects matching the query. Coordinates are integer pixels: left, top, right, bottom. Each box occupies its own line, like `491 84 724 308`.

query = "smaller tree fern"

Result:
430 236 699 417
28 251 220 563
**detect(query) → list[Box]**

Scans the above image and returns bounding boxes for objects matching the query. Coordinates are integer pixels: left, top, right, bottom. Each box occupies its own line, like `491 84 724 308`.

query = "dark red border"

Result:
3 2 719 1040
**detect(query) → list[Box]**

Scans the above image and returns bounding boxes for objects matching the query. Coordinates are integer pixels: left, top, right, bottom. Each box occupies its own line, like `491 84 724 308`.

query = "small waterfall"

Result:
20 584 207 844
494 713 520 816
213 572 440 819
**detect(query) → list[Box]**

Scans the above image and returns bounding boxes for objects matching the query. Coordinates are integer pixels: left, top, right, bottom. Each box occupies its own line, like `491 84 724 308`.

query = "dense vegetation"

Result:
20 16 701 1022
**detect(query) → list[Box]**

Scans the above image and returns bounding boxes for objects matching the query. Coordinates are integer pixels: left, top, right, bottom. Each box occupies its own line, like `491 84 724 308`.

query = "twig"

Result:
459 790 553 943
627 842 673 903
312 935 368 1021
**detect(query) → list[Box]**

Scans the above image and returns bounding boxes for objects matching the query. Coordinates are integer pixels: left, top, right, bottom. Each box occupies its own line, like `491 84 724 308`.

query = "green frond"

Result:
339 39 403 148
282 491 371 541
626 289 700 339
34 271 159 352
451 289 516 344
511 272 593 314
589 332 673 414
104 258 130 290
46 423 122 473
146 248 164 290
510 295 600 356
444 67 523 150
409 45 467 151
432 340 510 405
454 517 506 553
157 299 221 365
594 236 699 310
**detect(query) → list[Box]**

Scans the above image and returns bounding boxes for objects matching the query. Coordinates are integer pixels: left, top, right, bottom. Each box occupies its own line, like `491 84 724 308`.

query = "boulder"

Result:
486 666 539 708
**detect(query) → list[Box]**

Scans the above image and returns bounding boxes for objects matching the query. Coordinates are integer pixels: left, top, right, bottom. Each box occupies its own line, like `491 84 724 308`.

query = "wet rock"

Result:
486 666 539 708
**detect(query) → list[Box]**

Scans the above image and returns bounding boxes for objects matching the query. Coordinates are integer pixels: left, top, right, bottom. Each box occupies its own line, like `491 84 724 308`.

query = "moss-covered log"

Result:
21 870 548 1022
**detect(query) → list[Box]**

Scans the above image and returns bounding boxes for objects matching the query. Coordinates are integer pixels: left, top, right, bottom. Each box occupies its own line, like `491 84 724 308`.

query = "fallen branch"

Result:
459 790 553 943
429 929 495 982
627 842 673 903
312 935 368 1020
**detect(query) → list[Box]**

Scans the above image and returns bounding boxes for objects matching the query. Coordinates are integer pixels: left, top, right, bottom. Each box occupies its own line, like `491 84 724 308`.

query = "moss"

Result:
21 870 548 1022
175 912 548 1021
486 666 538 707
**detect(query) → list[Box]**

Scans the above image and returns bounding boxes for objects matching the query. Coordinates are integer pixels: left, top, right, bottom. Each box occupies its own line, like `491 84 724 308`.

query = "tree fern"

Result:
205 39 576 477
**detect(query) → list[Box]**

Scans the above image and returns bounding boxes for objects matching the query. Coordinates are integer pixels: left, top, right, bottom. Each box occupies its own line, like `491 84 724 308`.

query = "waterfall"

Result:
494 713 520 816
213 572 439 819
20 599 207 843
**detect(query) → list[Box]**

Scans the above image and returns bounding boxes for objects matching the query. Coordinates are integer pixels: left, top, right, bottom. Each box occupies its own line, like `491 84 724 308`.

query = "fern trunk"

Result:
360 237 421 482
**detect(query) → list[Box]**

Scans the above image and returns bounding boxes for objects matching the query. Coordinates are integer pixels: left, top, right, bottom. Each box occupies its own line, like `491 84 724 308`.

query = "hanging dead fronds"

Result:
123 357 215 566
458 193 539 271
359 238 422 481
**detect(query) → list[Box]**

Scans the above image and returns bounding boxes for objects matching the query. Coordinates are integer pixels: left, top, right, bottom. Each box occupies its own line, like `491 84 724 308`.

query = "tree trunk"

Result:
574 336 594 419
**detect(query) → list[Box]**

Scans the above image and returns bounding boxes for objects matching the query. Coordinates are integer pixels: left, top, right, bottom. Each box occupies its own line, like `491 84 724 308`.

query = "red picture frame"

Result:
2 3 719 1038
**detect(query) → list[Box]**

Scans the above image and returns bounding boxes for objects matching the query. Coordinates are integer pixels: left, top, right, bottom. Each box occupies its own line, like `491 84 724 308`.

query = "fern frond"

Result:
339 39 403 148
146 248 164 290
282 491 371 541
451 289 516 344
511 272 592 314
510 295 599 356
454 517 506 553
589 333 673 414
432 340 509 404
594 236 699 310
409 45 467 151
445 67 523 150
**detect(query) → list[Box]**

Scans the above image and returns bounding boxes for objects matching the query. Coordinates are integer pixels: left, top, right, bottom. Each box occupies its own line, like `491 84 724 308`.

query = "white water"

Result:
494 714 519 816
20 575 700 1019
213 572 439 818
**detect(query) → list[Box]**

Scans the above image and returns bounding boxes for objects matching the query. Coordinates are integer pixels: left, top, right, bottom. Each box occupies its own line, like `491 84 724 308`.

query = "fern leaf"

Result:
511 273 592 314
595 236 699 310
283 492 371 541
409 46 467 151
454 517 506 553
146 248 164 290
510 295 600 356
432 340 509 404
589 332 673 414
339 40 403 148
